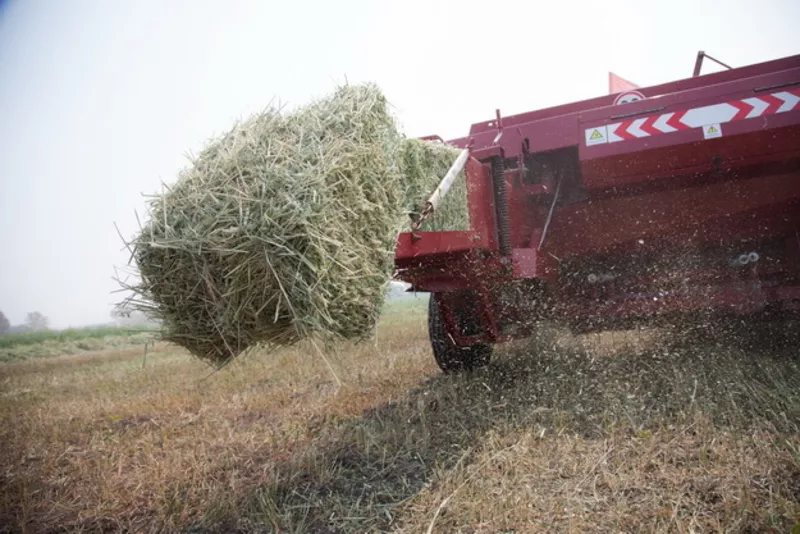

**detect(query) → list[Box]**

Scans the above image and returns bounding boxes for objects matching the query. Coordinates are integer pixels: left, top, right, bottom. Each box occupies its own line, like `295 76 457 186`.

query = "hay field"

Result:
1 300 798 533
0 327 153 364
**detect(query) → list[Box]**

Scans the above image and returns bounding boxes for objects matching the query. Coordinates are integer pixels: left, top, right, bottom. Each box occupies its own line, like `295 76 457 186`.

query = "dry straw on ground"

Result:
121 84 466 365
2 318 797 533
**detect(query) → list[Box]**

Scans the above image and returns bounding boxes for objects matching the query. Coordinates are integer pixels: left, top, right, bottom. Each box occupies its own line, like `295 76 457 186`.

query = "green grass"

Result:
0 326 159 364
0 299 423 365
0 300 422 352
382 294 428 311
0 325 155 349
380 295 429 324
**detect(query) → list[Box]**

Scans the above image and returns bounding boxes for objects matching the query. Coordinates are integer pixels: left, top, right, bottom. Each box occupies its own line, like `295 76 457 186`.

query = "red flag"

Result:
609 72 639 94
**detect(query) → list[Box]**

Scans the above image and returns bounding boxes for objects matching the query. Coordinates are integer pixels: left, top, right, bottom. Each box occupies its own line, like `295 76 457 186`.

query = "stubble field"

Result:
1 300 798 533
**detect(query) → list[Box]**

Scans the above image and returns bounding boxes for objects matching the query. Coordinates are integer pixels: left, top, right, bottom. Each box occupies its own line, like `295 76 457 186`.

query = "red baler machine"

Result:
394 52 800 373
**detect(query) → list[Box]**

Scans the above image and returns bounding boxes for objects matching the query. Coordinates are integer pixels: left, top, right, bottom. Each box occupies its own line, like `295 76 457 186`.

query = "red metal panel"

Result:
546 171 800 259
468 114 585 155
579 66 800 129
578 65 800 189
555 282 800 323
467 54 800 136
581 120 800 190
512 248 544 279
446 56 800 161
609 72 640 93
465 157 498 250
395 231 479 261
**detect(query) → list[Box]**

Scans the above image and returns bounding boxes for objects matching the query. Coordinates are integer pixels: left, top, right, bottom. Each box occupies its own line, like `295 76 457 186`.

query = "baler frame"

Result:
395 52 800 360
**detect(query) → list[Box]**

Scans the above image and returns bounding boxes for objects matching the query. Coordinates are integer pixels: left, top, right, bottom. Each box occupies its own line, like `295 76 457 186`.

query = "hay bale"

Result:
123 84 467 365
398 138 469 231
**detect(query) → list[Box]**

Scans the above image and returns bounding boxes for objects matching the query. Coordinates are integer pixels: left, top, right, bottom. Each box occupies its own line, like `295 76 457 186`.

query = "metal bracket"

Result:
693 51 733 77
411 139 473 232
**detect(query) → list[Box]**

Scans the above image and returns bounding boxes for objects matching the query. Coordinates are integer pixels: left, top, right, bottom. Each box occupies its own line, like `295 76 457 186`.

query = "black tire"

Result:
428 293 492 373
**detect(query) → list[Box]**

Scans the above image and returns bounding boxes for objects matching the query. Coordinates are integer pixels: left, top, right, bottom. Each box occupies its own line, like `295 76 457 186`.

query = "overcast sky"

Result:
0 0 797 329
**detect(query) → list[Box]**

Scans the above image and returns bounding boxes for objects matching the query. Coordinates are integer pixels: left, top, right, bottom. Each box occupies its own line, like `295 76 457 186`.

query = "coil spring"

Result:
492 157 512 255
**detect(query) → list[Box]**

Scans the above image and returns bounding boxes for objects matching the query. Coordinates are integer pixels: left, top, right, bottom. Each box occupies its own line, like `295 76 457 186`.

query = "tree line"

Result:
0 310 49 334
0 307 157 335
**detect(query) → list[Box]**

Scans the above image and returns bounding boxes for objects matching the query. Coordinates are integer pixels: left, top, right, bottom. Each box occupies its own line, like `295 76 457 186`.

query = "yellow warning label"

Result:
702 123 722 140
586 126 608 145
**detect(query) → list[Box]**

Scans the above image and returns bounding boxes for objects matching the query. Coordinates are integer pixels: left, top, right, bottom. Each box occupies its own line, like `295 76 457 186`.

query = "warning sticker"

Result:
613 90 646 106
703 123 722 140
585 126 608 146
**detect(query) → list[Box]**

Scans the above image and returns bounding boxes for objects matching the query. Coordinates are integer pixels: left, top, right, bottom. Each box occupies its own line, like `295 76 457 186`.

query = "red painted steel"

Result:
395 232 478 260
546 171 800 259
456 54 800 156
609 72 640 93
394 52 800 348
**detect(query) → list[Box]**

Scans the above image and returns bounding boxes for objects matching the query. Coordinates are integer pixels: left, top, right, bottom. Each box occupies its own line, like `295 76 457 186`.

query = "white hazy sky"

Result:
0 0 797 329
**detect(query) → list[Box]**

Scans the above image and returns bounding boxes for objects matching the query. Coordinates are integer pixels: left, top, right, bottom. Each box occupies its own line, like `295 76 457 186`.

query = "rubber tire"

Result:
428 294 492 374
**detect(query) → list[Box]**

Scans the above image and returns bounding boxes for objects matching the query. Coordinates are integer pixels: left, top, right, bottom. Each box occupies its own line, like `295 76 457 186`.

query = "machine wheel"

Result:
428 293 492 373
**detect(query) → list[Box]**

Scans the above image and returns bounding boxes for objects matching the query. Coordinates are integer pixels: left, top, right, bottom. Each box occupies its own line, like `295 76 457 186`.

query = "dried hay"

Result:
121 84 467 365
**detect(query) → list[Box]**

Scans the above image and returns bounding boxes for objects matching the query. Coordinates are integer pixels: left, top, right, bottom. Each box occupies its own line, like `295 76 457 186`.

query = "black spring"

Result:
492 156 512 255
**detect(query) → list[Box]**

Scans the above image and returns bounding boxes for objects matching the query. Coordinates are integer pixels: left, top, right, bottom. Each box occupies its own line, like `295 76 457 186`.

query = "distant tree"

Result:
25 311 49 331
0 311 9 334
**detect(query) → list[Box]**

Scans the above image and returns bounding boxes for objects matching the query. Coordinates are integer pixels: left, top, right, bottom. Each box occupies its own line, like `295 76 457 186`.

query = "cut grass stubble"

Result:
1 317 798 533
